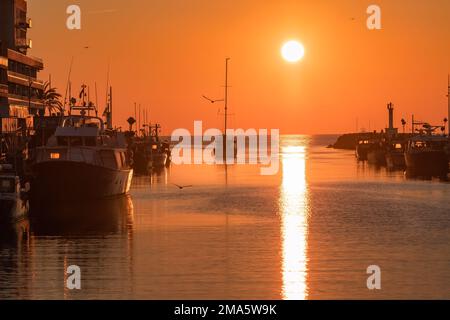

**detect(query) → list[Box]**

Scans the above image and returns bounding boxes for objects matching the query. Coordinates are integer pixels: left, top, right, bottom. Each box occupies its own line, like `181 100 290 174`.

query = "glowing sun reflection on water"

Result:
280 145 309 300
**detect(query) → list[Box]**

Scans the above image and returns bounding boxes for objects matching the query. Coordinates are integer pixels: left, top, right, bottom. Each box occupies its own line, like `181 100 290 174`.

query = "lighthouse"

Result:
386 102 398 137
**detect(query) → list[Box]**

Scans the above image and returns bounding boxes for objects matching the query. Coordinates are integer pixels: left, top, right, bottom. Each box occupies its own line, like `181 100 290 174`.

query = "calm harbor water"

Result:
1 135 449 299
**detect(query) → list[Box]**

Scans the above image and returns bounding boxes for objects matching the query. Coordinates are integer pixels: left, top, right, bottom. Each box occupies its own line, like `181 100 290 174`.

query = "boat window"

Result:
84 137 96 146
119 152 125 167
70 137 83 147
413 141 425 148
0 178 15 193
57 137 69 146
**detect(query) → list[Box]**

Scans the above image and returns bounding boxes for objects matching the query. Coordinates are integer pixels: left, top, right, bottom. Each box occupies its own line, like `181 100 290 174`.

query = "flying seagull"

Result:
202 95 224 104
172 183 193 190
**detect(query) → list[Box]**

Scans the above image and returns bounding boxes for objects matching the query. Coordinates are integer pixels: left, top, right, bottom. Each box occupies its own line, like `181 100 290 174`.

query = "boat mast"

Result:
109 86 113 129
63 56 74 115
224 58 230 135
447 74 450 136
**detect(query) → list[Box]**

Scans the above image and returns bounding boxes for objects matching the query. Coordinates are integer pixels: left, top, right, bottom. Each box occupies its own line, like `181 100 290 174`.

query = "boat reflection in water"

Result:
0 217 30 247
279 138 310 300
29 195 134 236
0 195 134 299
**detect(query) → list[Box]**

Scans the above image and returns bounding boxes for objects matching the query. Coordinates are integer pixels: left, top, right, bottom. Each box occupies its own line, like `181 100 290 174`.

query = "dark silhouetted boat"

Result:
367 141 387 166
405 130 449 179
385 140 406 169
0 163 29 223
132 123 170 174
355 138 371 161
33 115 133 201
356 136 385 164
33 86 133 201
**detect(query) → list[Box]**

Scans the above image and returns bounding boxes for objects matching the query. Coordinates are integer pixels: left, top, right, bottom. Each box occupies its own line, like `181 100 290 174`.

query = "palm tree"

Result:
38 81 63 115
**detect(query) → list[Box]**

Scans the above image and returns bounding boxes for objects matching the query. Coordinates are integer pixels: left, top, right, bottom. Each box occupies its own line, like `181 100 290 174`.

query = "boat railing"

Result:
60 115 105 131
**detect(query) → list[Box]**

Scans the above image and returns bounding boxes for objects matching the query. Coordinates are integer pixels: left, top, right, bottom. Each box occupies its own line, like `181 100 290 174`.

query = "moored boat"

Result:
32 115 133 201
355 138 371 161
405 134 449 179
32 86 133 202
367 142 387 166
385 140 406 169
0 163 29 223
132 123 170 174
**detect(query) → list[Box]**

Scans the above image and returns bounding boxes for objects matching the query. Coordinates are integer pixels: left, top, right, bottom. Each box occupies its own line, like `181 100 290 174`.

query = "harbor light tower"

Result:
385 102 398 137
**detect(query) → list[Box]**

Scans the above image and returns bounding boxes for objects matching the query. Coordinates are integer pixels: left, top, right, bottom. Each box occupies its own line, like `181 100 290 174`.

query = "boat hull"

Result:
367 149 386 166
405 151 448 177
32 161 133 201
355 145 369 161
133 152 168 174
151 152 168 168
386 151 405 169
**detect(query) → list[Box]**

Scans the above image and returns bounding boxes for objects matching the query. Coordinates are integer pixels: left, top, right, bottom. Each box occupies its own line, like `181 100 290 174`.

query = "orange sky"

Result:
28 0 450 134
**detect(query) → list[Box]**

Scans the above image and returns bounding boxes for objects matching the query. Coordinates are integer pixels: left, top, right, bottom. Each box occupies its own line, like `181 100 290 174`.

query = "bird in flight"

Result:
202 95 224 104
172 183 193 190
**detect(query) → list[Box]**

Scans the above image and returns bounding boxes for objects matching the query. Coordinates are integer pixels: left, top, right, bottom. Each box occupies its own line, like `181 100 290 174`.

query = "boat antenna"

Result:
94 82 99 117
139 103 141 135
87 85 90 116
105 61 110 108
63 56 74 114
110 86 113 129
145 108 148 127
134 102 137 133
68 81 72 115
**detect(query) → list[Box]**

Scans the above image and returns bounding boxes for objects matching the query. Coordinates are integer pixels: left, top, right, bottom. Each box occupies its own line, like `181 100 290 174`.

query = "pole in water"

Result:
223 58 230 159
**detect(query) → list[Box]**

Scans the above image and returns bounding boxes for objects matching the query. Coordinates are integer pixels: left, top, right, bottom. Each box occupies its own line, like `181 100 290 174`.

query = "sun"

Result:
281 40 305 63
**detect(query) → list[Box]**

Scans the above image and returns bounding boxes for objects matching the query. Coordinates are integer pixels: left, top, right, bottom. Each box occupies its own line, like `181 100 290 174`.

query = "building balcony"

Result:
8 70 44 84
8 76 44 94
16 18 32 30
0 57 7 68
7 49 43 70
8 93 42 103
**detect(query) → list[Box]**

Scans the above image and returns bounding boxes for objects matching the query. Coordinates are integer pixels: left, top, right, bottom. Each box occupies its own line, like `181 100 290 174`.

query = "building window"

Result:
0 69 7 83
8 82 40 98
15 29 27 41
16 9 26 23
8 60 36 78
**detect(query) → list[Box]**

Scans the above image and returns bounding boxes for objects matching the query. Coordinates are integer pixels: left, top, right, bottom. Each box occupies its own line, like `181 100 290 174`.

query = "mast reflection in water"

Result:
279 139 310 300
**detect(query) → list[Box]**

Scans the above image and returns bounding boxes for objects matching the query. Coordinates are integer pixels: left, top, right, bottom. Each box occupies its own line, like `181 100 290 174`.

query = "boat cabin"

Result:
36 116 130 171
406 136 448 152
